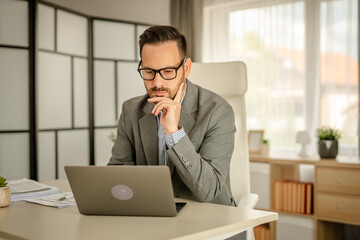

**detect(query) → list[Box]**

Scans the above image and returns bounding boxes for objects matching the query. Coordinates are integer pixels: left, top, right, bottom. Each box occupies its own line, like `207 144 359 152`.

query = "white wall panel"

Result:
93 20 135 60
38 51 72 129
117 62 145 114
73 57 89 128
95 128 116 166
94 60 116 126
38 131 56 181
0 48 29 130
58 130 89 179
57 10 88 56
0 0 28 46
250 162 271 209
136 25 149 61
0 133 29 180
38 4 55 50
299 164 315 183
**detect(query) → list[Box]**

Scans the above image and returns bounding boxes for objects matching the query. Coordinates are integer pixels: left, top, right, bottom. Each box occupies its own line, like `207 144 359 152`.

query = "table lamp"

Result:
296 131 311 157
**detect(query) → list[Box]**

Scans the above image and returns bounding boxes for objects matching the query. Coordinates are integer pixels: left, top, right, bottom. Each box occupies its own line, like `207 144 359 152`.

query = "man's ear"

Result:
184 58 192 78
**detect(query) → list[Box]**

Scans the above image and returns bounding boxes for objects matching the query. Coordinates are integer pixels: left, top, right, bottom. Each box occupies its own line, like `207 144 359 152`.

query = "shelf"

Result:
256 208 315 219
317 216 360 227
317 220 360 240
250 154 360 240
273 210 315 219
250 153 360 169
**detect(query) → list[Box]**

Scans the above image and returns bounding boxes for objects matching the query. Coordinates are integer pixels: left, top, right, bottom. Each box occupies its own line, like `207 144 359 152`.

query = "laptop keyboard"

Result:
175 202 186 212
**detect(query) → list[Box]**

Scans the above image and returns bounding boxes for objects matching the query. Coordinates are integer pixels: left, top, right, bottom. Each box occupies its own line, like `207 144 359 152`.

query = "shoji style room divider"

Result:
0 0 33 180
0 0 150 181
37 3 90 180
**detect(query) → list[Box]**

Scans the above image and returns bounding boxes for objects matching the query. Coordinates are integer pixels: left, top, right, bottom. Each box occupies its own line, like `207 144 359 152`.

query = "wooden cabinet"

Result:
316 166 360 226
317 192 360 223
250 154 360 240
316 167 360 195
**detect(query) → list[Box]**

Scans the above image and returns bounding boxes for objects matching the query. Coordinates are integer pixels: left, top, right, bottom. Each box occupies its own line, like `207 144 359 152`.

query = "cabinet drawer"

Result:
317 192 360 223
316 167 360 195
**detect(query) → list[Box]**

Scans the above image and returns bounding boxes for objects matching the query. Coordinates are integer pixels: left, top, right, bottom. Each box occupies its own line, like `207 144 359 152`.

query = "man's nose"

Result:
152 72 164 87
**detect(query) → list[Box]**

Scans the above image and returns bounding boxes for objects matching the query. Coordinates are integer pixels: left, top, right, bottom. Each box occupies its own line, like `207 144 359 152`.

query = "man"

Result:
109 25 236 207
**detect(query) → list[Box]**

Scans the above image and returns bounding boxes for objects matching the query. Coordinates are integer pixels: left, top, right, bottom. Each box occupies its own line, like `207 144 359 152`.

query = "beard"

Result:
148 72 186 99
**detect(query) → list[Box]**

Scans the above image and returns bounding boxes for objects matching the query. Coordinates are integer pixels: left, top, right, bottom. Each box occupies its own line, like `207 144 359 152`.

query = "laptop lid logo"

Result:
111 185 134 200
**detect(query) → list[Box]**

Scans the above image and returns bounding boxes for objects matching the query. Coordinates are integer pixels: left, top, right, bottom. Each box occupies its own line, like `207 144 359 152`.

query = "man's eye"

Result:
145 70 153 74
163 69 173 73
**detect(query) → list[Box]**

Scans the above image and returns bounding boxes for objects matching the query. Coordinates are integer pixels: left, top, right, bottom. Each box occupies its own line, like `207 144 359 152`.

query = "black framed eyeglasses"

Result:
137 58 186 81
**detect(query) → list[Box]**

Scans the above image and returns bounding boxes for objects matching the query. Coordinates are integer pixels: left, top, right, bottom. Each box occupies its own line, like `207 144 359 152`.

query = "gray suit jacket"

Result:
109 79 236 206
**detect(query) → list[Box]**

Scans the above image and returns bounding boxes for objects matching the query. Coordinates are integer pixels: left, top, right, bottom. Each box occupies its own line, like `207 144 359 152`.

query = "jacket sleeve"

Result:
165 103 236 202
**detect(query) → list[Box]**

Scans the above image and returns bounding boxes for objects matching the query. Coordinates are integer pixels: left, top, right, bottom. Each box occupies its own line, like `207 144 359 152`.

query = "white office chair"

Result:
190 61 259 240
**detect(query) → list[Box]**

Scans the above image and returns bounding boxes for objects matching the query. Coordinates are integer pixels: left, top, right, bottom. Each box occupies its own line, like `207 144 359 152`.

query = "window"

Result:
203 0 358 156
320 0 358 155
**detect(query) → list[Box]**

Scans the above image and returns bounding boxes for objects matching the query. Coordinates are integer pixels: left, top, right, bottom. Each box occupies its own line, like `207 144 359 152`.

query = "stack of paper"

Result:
8 178 60 202
26 192 76 208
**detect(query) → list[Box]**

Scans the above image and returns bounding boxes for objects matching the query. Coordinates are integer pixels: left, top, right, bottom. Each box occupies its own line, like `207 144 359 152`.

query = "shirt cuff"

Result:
164 127 185 149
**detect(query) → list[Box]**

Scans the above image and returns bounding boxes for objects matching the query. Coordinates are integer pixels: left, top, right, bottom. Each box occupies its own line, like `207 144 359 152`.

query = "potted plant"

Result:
260 139 270 155
316 126 341 159
109 132 116 143
0 176 11 207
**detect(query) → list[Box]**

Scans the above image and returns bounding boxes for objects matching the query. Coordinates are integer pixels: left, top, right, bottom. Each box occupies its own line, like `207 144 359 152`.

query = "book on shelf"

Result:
296 183 301 213
273 180 281 211
283 181 289 212
7 178 60 202
272 180 313 214
300 183 306 214
254 224 270 240
305 183 313 214
291 181 296 213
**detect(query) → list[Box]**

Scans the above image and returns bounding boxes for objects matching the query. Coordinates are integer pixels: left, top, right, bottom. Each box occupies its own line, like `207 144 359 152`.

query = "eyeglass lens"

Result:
139 69 177 80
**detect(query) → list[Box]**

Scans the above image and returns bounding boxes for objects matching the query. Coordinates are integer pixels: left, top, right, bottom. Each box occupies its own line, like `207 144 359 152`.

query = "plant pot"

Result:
0 186 11 207
260 143 270 155
318 140 338 159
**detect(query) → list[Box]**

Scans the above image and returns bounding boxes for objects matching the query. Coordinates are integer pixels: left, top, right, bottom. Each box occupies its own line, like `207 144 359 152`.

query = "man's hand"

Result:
147 82 186 135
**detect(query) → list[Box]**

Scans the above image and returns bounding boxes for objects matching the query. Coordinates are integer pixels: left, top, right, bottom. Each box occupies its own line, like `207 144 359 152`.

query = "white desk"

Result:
0 180 277 240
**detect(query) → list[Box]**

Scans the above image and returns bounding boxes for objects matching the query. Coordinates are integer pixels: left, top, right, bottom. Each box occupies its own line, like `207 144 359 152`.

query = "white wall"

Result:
42 0 170 25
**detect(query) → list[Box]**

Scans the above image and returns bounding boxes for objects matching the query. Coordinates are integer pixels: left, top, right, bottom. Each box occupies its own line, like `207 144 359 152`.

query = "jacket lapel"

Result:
139 102 158 166
180 80 197 134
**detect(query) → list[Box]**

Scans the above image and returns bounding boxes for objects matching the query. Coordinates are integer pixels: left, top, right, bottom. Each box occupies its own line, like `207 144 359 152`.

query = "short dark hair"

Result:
139 25 187 59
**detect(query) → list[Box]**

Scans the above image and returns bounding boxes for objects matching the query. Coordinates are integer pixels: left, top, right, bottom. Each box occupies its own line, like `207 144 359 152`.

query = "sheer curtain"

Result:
320 0 358 155
202 0 359 156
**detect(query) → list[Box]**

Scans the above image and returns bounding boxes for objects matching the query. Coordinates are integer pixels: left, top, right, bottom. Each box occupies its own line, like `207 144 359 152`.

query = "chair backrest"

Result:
189 61 250 204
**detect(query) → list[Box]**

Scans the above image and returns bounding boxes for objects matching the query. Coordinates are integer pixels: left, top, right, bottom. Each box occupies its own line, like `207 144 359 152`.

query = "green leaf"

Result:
0 176 7 188
316 126 341 140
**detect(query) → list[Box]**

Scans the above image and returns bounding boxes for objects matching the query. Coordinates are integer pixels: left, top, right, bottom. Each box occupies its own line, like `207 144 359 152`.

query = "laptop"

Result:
64 165 186 217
